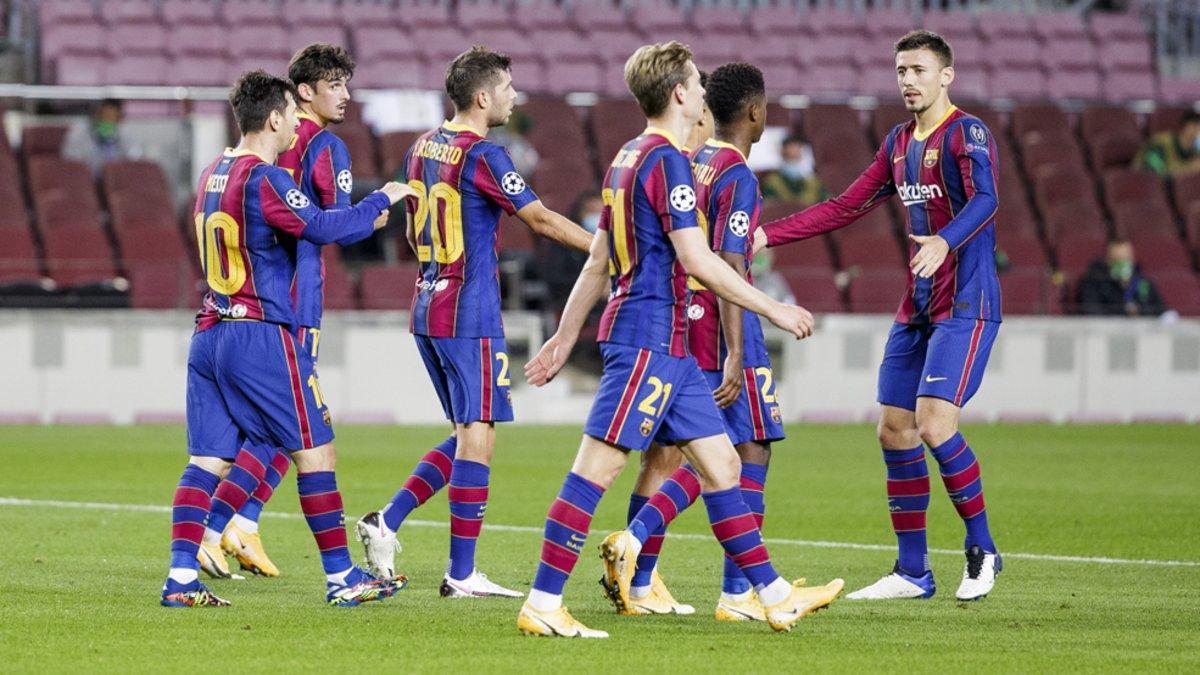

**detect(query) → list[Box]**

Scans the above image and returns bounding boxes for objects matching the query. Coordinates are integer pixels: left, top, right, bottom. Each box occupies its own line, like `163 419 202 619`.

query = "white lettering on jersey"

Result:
898 182 944 207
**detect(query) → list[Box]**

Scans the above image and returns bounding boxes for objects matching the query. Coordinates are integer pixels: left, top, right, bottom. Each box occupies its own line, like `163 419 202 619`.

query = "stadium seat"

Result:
871 104 910 143
103 161 176 232
1021 130 1088 177
1104 71 1158 101
1153 269 1200 316
1187 203 1200 252
322 255 357 311
1127 232 1194 273
377 131 422 179
41 223 119 288
28 157 100 213
336 123 381 181
847 268 908 313
1053 230 1108 275
1011 104 1071 141
778 268 844 313
512 0 572 32
396 0 455 30
1172 172 1200 217
571 2 629 33
160 0 218 25
105 54 172 86
0 203 43 288
1035 11 1088 41
1046 68 1101 100
340 0 398 29
116 222 190 275
988 66 1048 99
801 104 864 140
805 8 864 38
1088 132 1144 170
833 222 905 271
1089 11 1148 42
998 230 1050 270
1158 77 1200 104
1102 168 1171 214
105 21 169 58
40 0 98 24
861 8 914 41
222 0 282 25
359 262 419 310
1147 106 1190 136
127 262 189 309
748 4 805 36
20 126 68 159
976 11 1034 41
692 5 748 34
590 99 645 171
1002 268 1056 315
281 0 339 27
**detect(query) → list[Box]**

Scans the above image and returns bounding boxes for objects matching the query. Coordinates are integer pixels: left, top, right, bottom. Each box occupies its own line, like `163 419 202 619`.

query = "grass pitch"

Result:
0 423 1197 673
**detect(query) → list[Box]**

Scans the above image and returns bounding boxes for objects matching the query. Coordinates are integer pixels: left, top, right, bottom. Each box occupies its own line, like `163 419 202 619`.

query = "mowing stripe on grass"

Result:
3 495 1198 569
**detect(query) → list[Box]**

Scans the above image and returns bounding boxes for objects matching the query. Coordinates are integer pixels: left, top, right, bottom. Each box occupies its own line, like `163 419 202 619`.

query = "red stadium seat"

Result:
1171 172 1200 217
1127 232 1194 273
40 0 98 24
871 104 911 144
571 2 629 33
1035 11 1088 41
339 0 397 29
862 9 914 41
1088 131 1143 170
105 54 171 86
322 256 357 311
281 0 339 27
1080 106 1140 141
28 157 100 213
41 223 119 288
512 0 572 32
590 99 645 170
833 226 905 271
1002 268 1057 315
222 0 282 25
998 231 1050 270
806 8 864 38
1102 168 1171 213
778 268 844 313
987 67 1048 100
1011 104 1071 141
801 104 864 139
1046 68 1101 100
377 131 422 179
748 4 805 36
847 268 908 313
359 263 419 310
1089 11 1148 41
51 54 107 85
103 160 175 224
977 11 1034 41
335 123 381 181
1053 230 1108 275
116 223 190 268
286 24 349 55
692 5 748 34
127 260 189 308
0 213 43 288
396 0 454 31
160 0 219 25
1147 106 1190 136
1153 270 1200 316
1104 70 1158 101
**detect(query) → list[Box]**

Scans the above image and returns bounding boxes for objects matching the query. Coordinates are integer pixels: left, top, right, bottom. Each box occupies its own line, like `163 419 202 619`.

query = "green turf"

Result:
1 424 1198 673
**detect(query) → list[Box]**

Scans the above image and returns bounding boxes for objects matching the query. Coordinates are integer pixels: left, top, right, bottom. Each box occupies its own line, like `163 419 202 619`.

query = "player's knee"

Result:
292 443 336 473
916 416 957 448
735 442 771 466
877 417 918 449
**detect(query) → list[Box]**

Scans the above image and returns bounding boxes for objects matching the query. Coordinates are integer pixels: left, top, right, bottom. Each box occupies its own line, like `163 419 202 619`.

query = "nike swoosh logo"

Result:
724 606 759 620
893 156 905 164
925 375 948 383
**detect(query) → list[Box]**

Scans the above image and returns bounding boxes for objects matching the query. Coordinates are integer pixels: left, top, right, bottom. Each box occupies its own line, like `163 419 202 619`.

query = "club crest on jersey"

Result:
337 169 353 194
898 182 944 206
669 184 696 212
501 171 526 195
639 418 654 436
770 406 781 424
687 303 705 320
728 211 750 237
923 148 939 168
970 124 987 145
435 279 450 292
285 189 310 209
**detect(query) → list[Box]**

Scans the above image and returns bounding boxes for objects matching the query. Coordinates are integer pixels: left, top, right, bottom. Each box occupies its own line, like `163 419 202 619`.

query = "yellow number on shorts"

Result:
306 328 321 360
408 180 464 264
637 376 673 416
755 367 777 404
495 352 511 386
602 187 632 276
307 373 325 409
686 210 710 291
194 211 247 296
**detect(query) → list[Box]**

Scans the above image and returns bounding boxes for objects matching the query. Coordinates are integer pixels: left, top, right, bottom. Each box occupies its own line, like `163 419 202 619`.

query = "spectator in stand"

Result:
760 134 826 205
64 98 133 173
1135 111 1200 177
1076 239 1168 316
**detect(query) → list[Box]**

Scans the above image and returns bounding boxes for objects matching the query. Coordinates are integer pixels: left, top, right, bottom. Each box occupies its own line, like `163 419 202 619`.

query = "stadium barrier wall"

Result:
2 310 1198 426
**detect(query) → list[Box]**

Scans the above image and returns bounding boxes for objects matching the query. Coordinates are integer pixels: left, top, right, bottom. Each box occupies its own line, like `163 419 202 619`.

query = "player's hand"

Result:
908 234 949 279
766 302 814 340
525 333 574 386
752 228 768 255
379 181 417 205
713 354 744 408
372 211 389 230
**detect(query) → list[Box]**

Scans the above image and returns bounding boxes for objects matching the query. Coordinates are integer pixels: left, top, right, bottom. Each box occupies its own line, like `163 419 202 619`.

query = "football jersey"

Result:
596 128 699 357
403 121 538 338
276 112 356 330
686 139 770 371
192 149 388 332
763 106 1001 324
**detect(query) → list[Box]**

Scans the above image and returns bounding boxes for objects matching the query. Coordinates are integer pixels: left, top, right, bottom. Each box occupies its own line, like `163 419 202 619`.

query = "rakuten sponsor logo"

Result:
898 182 944 206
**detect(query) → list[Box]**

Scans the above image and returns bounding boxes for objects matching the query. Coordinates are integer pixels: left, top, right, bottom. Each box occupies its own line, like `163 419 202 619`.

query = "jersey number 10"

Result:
195 211 248 295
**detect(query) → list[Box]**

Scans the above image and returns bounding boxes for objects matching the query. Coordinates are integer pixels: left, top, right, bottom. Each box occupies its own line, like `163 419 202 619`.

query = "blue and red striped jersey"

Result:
686 139 770 371
403 121 538 338
597 128 699 357
192 149 388 332
764 106 1001 324
277 112 357 330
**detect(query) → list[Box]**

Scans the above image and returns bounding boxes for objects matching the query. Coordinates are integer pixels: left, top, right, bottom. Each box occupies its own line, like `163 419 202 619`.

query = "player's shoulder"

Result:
885 119 916 145
947 110 992 140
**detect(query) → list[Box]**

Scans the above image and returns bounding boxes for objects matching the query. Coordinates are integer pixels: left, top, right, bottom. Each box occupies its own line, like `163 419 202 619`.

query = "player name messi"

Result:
412 138 464 166
897 181 944 206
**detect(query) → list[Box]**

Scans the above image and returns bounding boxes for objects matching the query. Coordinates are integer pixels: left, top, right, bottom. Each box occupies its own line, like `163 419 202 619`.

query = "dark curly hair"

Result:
445 46 512 111
895 29 954 68
288 43 356 88
704 62 764 127
229 70 298 134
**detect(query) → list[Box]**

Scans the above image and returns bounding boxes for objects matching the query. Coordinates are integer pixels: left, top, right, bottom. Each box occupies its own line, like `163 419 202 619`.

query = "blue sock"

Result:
627 493 657 589
382 435 457 532
532 472 604 597
296 471 353 576
703 486 779 590
930 433 996 553
169 464 220 570
884 446 931 575
447 459 489 580
722 462 768 595
237 448 290 523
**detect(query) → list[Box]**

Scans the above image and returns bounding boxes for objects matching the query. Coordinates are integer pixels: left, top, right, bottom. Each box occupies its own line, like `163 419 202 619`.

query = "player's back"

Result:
686 140 769 370
597 129 698 357
193 150 308 331
885 107 1001 323
276 113 353 330
404 121 537 338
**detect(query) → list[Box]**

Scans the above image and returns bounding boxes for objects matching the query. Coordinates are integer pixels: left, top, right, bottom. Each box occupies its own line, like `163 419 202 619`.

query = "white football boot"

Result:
354 511 401 580
846 563 936 600
956 545 1002 601
440 569 524 598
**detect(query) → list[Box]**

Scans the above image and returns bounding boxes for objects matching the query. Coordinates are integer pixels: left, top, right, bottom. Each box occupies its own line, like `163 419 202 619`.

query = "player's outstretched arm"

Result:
260 167 413 245
525 229 611 387
670 227 813 340
713 250 745 408
515 201 594 253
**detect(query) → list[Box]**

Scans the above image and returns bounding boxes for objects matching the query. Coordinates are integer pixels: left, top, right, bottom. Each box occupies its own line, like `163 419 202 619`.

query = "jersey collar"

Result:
224 147 270 163
297 109 325 128
442 119 480 135
705 138 747 161
912 105 958 142
644 126 681 150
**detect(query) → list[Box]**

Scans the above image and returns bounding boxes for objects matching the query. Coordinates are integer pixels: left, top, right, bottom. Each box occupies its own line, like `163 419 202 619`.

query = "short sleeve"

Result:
472 143 538 215
645 148 698 233
711 166 759 256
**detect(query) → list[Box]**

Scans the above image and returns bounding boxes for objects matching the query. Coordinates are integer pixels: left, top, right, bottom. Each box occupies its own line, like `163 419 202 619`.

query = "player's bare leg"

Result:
916 396 1001 600
438 421 522 598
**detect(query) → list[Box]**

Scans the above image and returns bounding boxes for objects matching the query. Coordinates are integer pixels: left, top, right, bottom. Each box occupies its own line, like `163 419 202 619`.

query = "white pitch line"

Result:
3 495 1198 569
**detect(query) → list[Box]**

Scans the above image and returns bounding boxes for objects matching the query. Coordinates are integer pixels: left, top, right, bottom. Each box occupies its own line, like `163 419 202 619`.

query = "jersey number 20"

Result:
407 180 464 264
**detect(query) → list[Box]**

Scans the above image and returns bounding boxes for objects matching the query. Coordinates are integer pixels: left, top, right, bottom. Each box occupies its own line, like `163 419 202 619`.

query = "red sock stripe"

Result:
423 449 454 482
233 448 268 478
941 461 981 492
646 494 678 523
887 475 931 497
730 543 770 568
313 527 347 551
403 475 436 503
890 511 927 531
738 476 764 492
955 492 987 519
711 513 760 542
270 450 291 474
214 480 251 503
547 498 593 532
670 466 702 498
448 485 489 503
539 540 581 575
173 486 211 509
299 491 343 516
641 534 665 557
172 522 205 543
450 515 483 538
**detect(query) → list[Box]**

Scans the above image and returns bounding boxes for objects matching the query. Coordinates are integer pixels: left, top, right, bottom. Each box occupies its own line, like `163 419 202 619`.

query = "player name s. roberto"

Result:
412 138 464 165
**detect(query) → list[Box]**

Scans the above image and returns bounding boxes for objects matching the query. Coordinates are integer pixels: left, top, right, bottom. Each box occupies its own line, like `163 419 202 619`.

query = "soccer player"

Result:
618 62 786 622
515 42 842 638
161 70 412 607
754 30 1003 601
355 46 593 598
199 43 360 580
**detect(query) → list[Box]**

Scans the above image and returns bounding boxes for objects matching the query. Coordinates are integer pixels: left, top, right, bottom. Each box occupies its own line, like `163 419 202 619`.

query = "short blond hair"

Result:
624 41 694 118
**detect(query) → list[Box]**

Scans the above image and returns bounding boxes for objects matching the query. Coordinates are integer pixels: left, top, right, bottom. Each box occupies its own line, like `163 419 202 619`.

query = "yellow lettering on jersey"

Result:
612 149 641 169
602 187 632 275
413 138 464 166
205 173 229 193
686 210 710 291
692 163 716 187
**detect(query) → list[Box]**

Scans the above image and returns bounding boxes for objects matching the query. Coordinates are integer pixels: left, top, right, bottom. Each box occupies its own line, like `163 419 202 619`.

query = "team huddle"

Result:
163 29 1004 638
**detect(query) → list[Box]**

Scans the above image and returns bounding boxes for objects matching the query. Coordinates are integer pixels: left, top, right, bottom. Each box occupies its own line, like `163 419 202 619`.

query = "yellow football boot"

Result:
598 530 639 613
764 578 844 632
518 603 609 638
222 524 280 577
197 540 231 579
622 570 696 615
715 592 767 622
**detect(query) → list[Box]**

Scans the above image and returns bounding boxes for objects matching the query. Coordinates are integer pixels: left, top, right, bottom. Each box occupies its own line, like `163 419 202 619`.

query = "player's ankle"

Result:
231 514 258 534
757 577 791 606
527 589 561 612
